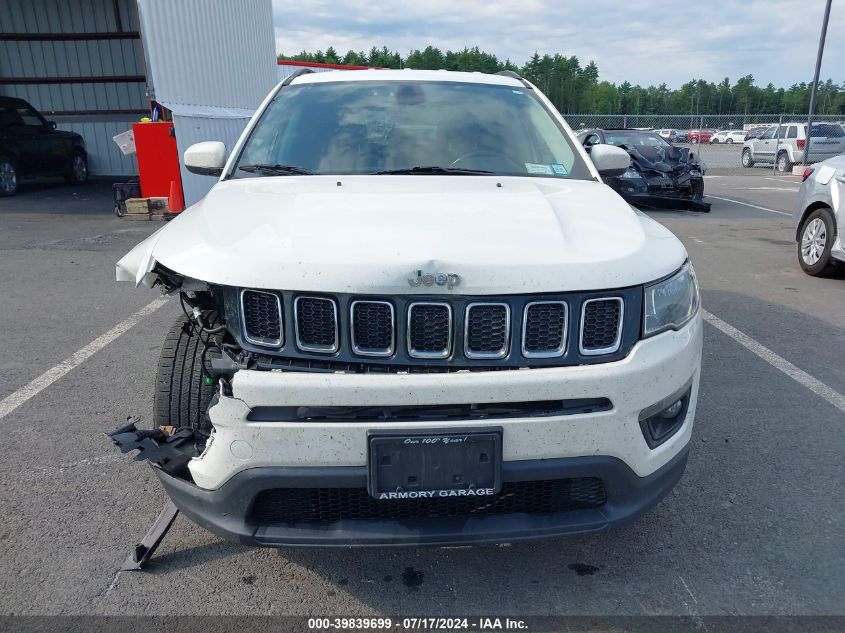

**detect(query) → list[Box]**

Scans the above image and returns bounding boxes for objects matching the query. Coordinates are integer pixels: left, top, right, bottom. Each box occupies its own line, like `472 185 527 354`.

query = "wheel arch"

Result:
796 201 834 241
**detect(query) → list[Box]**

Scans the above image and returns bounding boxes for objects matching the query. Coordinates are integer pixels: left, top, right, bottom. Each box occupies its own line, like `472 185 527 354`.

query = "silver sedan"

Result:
794 154 845 276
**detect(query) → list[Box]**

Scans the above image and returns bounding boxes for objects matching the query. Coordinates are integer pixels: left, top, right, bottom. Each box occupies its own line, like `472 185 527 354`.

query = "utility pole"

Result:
804 0 832 165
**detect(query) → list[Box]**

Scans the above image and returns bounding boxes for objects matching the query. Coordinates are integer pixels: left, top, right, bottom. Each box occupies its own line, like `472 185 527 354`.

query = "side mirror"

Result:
184 141 226 176
589 144 631 177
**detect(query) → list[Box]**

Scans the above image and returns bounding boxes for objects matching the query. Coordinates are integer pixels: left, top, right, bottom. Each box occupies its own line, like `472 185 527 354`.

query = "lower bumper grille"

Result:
250 477 607 524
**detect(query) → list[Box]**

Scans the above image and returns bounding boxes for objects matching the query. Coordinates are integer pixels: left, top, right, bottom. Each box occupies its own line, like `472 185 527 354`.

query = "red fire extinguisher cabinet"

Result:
132 122 185 211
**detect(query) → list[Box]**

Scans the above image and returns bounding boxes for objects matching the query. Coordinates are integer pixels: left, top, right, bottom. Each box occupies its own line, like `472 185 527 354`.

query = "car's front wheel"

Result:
741 148 754 168
799 207 838 276
726 138 734 144
154 313 222 433
65 151 88 185
0 158 18 196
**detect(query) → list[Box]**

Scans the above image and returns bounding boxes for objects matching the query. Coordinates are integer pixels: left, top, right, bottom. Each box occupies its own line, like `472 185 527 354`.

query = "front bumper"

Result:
189 314 701 489
156 447 690 547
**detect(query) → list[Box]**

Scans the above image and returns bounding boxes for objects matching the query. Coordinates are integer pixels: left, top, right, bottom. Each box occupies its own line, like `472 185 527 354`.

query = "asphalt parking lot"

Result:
0 174 843 617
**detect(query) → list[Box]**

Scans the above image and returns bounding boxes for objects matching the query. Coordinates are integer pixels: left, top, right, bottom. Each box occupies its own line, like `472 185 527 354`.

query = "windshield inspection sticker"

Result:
551 163 569 175
525 163 554 175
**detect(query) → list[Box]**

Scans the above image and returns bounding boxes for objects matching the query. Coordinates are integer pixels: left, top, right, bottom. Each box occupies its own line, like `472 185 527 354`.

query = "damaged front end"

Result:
607 144 711 213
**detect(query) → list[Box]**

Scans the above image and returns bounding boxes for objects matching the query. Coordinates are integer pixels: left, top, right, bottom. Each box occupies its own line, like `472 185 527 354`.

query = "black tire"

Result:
726 138 734 144
741 148 754 168
691 178 704 200
154 313 221 432
776 151 792 173
64 150 88 185
0 157 18 196
798 207 838 277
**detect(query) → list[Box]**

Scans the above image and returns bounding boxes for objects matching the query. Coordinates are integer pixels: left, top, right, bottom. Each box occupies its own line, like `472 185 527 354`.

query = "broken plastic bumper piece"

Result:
107 418 196 479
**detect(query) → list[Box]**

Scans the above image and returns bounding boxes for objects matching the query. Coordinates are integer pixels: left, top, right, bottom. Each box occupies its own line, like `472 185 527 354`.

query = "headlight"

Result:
643 262 700 337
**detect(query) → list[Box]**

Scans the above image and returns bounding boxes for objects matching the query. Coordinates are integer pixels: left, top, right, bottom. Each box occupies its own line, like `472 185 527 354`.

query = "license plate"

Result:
367 429 502 500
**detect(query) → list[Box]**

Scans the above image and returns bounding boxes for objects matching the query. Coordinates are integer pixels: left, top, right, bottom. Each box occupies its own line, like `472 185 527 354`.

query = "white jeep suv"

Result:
115 69 702 547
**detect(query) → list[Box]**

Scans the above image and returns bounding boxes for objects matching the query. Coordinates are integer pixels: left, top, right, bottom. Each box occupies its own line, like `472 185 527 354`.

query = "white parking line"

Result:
732 187 798 192
703 310 845 413
705 195 792 216
0 297 169 421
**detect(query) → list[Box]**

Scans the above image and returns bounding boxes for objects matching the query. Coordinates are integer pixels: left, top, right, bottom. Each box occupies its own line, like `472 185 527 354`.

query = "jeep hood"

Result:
116 175 687 294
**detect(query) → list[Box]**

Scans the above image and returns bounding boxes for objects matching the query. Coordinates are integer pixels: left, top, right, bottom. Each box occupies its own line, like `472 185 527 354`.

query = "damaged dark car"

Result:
578 129 710 212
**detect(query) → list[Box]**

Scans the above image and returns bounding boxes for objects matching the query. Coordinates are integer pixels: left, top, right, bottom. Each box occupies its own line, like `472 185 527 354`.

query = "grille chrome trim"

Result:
521 301 568 358
294 296 339 354
350 300 395 357
407 302 453 359
239 289 283 347
579 297 624 356
464 302 510 359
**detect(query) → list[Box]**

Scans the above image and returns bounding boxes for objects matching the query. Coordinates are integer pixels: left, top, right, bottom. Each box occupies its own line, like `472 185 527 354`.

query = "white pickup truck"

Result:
115 69 702 547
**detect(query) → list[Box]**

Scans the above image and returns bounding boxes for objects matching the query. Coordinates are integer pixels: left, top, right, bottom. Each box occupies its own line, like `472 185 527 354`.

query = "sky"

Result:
272 0 844 89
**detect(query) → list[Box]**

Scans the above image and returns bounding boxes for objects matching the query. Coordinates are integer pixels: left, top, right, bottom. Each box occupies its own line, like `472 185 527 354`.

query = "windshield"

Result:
602 131 670 148
233 80 589 179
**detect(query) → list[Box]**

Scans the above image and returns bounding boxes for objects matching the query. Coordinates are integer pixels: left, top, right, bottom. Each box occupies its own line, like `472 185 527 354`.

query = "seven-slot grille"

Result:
351 301 394 356
407 303 452 358
580 298 623 355
522 301 567 357
241 291 628 361
465 303 509 359
294 296 339 352
240 290 283 346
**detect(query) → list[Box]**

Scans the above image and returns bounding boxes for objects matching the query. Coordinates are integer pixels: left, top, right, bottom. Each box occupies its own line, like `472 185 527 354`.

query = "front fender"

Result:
115 225 167 287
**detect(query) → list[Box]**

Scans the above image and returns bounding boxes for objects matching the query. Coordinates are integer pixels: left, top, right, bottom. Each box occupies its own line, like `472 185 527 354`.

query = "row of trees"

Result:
278 46 845 116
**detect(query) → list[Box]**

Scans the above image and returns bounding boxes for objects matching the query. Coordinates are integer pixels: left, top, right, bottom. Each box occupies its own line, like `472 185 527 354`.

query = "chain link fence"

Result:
562 114 845 175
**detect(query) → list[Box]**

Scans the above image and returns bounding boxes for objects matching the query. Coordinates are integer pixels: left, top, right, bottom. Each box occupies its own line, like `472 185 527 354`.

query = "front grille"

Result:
250 478 607 524
407 303 452 358
580 298 623 355
236 288 634 367
351 301 394 356
241 290 282 346
465 303 509 359
523 301 567 357
295 297 338 352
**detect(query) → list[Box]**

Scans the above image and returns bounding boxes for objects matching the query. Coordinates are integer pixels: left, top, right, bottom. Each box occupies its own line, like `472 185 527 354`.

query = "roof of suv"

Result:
287 68 525 88
0 96 31 107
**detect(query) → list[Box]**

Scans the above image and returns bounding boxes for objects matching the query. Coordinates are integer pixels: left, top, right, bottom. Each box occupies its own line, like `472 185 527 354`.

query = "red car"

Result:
686 129 714 144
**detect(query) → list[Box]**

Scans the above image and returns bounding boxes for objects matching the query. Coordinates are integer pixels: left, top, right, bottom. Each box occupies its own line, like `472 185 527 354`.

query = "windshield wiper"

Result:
371 166 494 175
238 163 314 176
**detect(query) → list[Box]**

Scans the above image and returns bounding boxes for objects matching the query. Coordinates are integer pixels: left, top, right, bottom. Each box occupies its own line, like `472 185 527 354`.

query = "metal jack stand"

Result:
120 500 180 571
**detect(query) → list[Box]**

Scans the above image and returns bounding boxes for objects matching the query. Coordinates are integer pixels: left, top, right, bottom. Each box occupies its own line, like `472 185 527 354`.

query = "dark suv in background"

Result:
0 96 88 196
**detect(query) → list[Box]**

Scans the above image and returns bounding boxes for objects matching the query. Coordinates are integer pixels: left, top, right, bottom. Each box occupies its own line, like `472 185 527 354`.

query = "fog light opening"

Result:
639 386 692 449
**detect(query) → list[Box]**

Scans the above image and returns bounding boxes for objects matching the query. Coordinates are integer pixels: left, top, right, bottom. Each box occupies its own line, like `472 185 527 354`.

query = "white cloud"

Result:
272 0 844 88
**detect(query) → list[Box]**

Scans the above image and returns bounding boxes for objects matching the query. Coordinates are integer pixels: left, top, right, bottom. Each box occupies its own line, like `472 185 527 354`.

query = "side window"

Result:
787 126 797 139
761 127 776 140
776 126 787 138
0 107 24 129
15 107 44 128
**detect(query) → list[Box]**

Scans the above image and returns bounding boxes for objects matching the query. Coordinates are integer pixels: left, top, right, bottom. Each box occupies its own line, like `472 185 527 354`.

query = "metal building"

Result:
0 0 145 176
136 0 276 205
1 0 278 206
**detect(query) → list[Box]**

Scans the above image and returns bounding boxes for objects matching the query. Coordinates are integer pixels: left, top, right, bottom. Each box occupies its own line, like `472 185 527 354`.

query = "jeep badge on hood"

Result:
407 269 461 289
